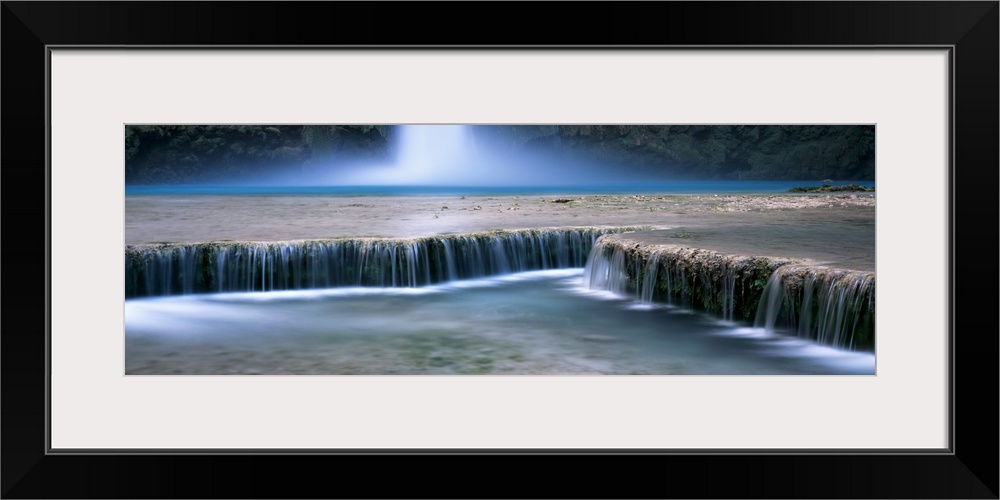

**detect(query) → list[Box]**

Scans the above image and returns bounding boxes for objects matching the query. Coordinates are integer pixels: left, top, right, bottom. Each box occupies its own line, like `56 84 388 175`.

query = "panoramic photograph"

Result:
124 124 876 375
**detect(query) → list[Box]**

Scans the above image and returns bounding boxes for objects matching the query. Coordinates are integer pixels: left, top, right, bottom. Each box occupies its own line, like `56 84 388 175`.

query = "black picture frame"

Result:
3 2 996 498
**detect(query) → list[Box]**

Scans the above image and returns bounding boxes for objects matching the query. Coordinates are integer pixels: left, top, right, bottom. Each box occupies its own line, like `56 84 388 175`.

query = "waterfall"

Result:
753 265 875 350
582 241 630 295
582 235 874 351
583 237 791 319
343 125 481 185
125 226 647 298
639 251 661 304
720 263 737 322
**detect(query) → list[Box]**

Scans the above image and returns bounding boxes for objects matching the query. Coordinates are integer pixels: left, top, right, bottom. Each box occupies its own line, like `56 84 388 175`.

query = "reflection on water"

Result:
125 270 874 375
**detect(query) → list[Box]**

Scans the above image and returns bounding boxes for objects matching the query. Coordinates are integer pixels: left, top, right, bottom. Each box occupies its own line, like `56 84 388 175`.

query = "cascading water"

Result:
581 235 874 351
581 242 630 295
583 237 790 317
125 227 647 298
720 263 738 322
388 125 476 184
753 265 875 350
341 125 489 186
638 251 661 304
333 124 617 187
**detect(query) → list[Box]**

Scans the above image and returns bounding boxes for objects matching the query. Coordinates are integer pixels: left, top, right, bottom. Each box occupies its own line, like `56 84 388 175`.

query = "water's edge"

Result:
125 226 651 297
582 234 875 351
125 226 875 352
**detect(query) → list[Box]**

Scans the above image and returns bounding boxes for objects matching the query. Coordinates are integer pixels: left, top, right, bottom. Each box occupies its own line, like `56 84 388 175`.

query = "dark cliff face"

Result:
470 125 875 181
125 124 873 184
125 125 393 184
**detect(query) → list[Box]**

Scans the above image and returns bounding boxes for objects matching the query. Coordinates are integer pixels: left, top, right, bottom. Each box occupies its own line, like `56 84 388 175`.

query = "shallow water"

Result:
125 193 876 272
124 181 875 197
125 269 874 375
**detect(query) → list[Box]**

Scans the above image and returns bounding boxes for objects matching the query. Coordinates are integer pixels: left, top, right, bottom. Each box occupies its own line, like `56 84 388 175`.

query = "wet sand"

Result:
126 193 876 271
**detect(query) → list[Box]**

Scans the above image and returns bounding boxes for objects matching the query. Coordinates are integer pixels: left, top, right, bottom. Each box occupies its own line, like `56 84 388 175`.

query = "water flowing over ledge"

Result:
582 235 875 351
125 226 650 298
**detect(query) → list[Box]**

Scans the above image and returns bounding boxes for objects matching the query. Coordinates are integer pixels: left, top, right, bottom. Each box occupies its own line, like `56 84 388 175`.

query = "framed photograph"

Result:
122 122 878 378
4 2 996 498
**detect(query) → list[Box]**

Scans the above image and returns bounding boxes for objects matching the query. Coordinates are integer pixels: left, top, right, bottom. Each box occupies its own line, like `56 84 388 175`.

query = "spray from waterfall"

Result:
318 125 631 187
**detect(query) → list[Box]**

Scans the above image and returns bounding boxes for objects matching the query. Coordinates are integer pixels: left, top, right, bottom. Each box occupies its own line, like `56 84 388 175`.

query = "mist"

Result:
124 125 876 186
290 125 641 187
